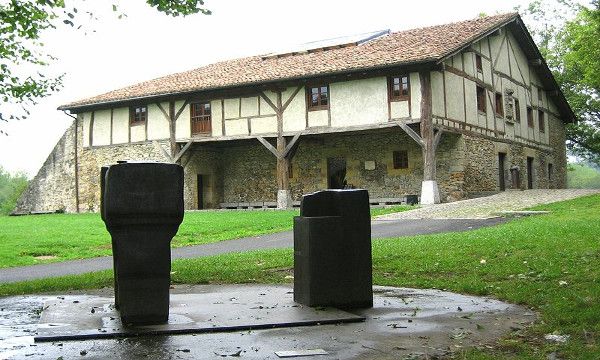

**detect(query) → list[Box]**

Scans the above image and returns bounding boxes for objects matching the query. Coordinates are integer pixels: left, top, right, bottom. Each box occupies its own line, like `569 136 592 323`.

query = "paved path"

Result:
378 189 600 220
0 218 504 283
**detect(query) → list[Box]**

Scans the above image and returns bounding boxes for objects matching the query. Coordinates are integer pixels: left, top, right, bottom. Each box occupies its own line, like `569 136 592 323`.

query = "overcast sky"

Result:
0 0 543 176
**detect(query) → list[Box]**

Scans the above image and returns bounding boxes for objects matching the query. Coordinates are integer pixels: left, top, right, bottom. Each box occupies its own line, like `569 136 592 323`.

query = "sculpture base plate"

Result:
34 285 364 342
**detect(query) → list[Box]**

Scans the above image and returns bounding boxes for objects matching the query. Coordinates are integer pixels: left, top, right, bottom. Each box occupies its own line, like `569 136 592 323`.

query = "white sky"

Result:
0 0 538 177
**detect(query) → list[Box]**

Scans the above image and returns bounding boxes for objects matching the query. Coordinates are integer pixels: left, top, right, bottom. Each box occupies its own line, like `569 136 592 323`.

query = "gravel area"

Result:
377 189 600 220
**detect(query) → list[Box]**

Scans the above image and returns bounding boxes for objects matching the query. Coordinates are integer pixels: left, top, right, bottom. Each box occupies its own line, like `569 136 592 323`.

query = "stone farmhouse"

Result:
16 13 574 213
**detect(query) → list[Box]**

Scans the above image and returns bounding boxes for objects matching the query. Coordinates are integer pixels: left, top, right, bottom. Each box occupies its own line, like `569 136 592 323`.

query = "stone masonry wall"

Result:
15 121 78 213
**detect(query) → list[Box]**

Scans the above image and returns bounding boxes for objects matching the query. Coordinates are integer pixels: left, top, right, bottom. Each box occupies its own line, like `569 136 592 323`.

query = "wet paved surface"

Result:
0 218 505 283
1 284 536 359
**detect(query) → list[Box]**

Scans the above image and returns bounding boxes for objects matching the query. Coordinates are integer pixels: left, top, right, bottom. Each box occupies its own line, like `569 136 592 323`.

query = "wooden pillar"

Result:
419 71 440 204
168 101 178 159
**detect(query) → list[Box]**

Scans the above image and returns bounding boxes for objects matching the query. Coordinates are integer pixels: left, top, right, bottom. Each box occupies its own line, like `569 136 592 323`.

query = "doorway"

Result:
327 158 347 189
197 174 204 210
527 157 534 189
498 153 506 191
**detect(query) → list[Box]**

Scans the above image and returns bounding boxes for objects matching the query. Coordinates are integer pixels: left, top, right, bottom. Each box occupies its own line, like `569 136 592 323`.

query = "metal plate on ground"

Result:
34 286 364 342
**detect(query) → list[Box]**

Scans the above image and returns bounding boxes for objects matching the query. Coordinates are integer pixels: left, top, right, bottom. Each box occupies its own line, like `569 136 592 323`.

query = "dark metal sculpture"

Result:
101 161 184 325
293 189 373 309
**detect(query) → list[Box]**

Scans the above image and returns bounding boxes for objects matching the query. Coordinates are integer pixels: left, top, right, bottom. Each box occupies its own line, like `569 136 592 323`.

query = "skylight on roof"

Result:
262 29 390 59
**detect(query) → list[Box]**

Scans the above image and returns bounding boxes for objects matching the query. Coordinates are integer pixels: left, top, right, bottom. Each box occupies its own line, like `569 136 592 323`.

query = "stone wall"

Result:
15 121 78 213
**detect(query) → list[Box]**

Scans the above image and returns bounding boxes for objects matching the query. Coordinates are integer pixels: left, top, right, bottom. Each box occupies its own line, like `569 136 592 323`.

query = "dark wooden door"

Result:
327 158 347 189
527 157 534 189
197 174 204 210
498 153 506 191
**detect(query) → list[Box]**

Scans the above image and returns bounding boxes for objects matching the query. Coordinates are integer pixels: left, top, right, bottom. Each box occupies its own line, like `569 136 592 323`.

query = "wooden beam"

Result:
173 140 194 164
256 136 280 159
419 70 435 181
152 140 173 162
282 133 301 159
281 86 302 112
259 92 280 115
168 101 178 159
397 122 425 148
174 99 190 120
156 102 169 120
433 129 443 151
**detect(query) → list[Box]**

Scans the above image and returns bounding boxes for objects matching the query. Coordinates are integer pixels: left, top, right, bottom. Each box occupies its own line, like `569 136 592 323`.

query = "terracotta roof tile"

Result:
61 13 518 109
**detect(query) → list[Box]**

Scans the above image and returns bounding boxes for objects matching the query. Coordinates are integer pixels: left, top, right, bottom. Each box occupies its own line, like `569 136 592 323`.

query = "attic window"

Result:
475 54 483 73
130 105 147 125
307 84 329 111
388 76 410 101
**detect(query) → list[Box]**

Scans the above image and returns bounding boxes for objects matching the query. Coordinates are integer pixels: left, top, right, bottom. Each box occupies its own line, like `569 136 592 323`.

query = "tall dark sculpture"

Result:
293 189 373 309
101 161 184 325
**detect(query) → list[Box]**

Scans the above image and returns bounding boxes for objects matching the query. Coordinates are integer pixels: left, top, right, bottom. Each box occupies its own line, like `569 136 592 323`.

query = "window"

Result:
495 92 503 117
476 86 486 113
527 106 534 128
388 75 410 102
538 110 545 132
475 54 483 73
393 150 409 169
307 84 329 110
537 87 543 102
190 102 211 134
514 98 521 122
130 105 147 125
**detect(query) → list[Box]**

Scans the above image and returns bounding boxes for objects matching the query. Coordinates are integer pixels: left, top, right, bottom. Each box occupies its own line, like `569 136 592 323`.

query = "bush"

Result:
0 166 29 215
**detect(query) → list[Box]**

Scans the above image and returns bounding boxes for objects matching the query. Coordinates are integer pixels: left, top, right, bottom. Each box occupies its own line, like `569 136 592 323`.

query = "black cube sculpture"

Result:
293 189 373 309
101 161 184 325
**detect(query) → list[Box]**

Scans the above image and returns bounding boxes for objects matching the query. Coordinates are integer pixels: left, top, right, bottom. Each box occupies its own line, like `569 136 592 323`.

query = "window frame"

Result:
190 101 212 135
514 98 521 122
393 150 409 169
306 84 330 111
527 106 534 128
129 105 147 126
475 54 483 73
495 92 504 117
538 110 545 133
388 75 410 102
476 85 486 114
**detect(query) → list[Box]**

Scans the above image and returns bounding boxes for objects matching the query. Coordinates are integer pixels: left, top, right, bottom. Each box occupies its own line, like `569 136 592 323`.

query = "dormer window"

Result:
388 75 410 101
307 84 329 111
130 105 147 125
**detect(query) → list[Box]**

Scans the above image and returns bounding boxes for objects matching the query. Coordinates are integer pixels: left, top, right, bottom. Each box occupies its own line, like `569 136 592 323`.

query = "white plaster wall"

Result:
508 32 530 85
282 87 306 132
251 116 277 134
225 118 248 135
445 72 465 121
464 79 477 125
330 77 387 127
224 98 240 119
308 110 328 127
112 108 129 144
463 52 475 77
410 72 421 120
489 32 510 75
175 101 190 139
241 97 259 118
211 100 223 136
260 94 276 116
92 109 111 146
431 71 445 118
82 113 90 147
130 123 145 142
147 103 169 140
390 101 409 119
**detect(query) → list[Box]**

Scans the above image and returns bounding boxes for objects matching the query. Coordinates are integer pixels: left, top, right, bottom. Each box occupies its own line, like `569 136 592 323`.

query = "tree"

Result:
0 0 211 134
0 166 28 215
521 0 600 165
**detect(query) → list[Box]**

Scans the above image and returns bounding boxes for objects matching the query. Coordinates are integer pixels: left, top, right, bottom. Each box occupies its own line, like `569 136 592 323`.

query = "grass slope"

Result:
0 205 412 268
1 195 597 359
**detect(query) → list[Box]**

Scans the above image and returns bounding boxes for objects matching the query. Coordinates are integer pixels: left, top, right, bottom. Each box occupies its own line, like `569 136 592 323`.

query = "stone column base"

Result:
420 180 440 205
277 190 293 209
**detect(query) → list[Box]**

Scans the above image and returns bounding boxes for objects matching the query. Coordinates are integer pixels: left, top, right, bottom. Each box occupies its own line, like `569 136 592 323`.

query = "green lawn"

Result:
0 205 412 268
1 195 597 359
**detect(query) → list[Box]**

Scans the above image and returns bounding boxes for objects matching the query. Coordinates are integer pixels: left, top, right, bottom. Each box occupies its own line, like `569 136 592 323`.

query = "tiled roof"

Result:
60 13 518 110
